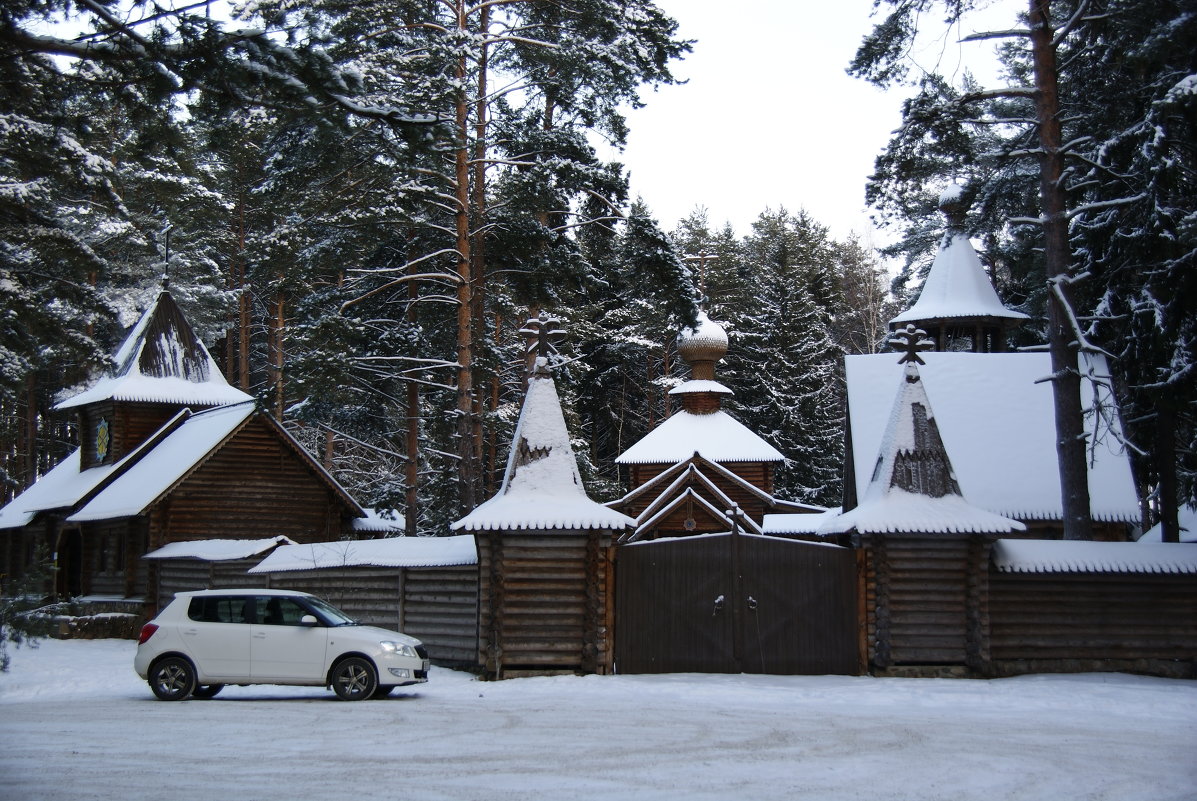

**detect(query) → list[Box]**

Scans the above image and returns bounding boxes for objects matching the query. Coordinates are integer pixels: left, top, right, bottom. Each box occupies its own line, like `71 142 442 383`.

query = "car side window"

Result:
187 596 256 624
260 597 310 626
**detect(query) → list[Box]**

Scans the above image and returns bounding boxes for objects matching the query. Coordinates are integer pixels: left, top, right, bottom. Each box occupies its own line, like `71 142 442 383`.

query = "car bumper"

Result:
381 657 430 686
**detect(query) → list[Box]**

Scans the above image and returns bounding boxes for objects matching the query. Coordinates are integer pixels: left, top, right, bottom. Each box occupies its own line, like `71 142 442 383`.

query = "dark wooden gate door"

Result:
615 533 859 675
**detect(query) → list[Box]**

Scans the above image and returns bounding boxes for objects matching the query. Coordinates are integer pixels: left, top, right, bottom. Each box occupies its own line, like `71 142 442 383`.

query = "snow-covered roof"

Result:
822 488 1025 535
616 410 784 465
845 352 1139 523
453 369 634 532
992 539 1197 574
0 450 123 528
669 379 733 396
825 359 1026 536
1138 506 1197 543
66 403 256 522
249 535 478 572
56 290 253 410
143 537 296 561
890 232 1030 325
763 509 842 535
353 508 407 533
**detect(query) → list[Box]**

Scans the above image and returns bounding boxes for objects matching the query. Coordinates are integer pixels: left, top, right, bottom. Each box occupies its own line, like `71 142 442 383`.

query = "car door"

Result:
179 595 254 681
250 596 330 681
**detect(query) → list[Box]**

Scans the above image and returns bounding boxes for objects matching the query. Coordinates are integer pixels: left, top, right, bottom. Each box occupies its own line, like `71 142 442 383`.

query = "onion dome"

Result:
676 311 728 382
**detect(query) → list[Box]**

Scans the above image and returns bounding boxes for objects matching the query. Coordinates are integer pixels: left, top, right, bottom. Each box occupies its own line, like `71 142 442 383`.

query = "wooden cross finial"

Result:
887 324 935 365
519 312 566 373
685 252 717 305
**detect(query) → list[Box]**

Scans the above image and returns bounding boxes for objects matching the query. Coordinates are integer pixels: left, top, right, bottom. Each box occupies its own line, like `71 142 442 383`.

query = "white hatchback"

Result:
135 588 429 701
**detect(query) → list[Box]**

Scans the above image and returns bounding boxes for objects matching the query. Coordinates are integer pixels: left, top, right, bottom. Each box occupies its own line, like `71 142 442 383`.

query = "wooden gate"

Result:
615 533 860 675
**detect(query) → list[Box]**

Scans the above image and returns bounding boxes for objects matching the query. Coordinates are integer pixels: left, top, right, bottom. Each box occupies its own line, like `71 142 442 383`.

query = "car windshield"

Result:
302 596 359 626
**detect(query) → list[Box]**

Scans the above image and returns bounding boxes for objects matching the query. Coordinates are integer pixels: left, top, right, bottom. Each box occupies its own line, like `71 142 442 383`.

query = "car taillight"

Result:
137 623 159 645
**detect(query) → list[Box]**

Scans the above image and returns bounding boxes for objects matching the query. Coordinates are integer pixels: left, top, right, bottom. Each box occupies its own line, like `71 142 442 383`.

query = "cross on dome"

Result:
887 324 935 366
520 312 566 371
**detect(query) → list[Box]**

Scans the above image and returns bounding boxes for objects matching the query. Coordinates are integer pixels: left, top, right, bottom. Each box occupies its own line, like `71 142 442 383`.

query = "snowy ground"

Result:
1 638 1195 801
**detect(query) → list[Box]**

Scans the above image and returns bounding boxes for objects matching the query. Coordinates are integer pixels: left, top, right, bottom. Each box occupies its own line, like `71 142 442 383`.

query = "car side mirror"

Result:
300 615 319 627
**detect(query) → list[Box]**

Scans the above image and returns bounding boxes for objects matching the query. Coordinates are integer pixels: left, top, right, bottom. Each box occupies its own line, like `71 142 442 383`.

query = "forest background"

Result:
1 0 1192 537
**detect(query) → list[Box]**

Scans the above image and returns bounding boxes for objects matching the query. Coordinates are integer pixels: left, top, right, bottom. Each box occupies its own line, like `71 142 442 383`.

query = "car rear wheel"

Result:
331 657 377 701
192 684 224 699
149 656 196 701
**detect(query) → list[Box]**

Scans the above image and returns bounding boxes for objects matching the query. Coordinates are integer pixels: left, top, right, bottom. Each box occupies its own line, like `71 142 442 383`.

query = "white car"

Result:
135 588 429 701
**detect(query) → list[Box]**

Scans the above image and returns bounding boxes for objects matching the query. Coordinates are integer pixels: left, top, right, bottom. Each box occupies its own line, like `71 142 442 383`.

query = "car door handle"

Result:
183 628 198 636
253 632 266 639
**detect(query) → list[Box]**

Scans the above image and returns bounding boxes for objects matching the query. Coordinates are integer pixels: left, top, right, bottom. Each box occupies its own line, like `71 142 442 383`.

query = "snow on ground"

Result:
1 638 1195 801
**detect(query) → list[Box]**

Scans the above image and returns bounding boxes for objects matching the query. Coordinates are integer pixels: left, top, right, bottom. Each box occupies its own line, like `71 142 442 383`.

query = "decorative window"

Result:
95 418 110 461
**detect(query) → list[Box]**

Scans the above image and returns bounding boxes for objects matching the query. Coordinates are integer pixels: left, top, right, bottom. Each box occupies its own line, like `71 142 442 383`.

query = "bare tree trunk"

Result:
405 254 421 537
471 5 491 498
453 0 477 512
20 375 36 490
405 378 420 537
270 284 285 419
1030 0 1092 540
1155 403 1180 542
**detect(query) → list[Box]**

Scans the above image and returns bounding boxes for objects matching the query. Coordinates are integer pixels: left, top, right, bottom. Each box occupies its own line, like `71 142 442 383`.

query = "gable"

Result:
66 403 363 525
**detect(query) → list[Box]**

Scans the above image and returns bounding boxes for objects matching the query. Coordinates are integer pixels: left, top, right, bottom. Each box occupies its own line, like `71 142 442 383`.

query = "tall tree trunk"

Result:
405 249 421 537
1030 0 1092 540
270 284 285 419
471 5 491 496
453 0 477 512
1155 403 1179 542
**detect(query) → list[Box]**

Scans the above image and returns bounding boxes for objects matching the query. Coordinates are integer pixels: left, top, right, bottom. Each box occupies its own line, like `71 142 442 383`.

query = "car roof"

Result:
174 588 313 599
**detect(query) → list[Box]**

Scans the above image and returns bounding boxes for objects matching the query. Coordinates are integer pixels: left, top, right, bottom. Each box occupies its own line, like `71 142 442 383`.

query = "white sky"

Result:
615 0 1022 240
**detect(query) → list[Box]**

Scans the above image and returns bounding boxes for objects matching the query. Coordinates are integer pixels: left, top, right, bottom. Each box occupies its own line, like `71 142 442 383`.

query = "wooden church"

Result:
0 287 370 609
765 189 1195 677
608 311 821 541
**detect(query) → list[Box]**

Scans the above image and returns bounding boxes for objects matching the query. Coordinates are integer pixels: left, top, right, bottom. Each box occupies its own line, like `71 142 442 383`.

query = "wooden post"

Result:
729 505 744 672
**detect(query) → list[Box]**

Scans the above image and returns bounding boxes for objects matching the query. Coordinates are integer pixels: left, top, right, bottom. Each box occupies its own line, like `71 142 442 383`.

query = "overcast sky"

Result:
615 0 1019 241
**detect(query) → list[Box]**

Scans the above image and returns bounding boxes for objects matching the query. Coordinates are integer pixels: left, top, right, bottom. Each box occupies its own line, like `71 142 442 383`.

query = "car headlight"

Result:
380 641 418 659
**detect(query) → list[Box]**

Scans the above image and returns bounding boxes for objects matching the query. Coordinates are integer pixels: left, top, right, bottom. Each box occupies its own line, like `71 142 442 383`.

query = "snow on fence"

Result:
249 536 479 666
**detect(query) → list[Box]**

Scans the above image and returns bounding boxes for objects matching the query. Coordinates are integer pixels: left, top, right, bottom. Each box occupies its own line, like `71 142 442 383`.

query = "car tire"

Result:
370 684 395 699
331 657 377 701
149 656 196 701
192 684 224 699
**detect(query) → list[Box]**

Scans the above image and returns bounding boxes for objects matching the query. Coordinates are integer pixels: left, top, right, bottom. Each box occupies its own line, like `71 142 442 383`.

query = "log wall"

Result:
988 570 1197 676
477 531 612 677
863 534 990 671
149 418 345 549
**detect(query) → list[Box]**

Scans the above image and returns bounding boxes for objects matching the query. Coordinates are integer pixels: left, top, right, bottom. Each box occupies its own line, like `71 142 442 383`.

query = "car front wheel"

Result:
331 657 377 701
149 656 196 701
